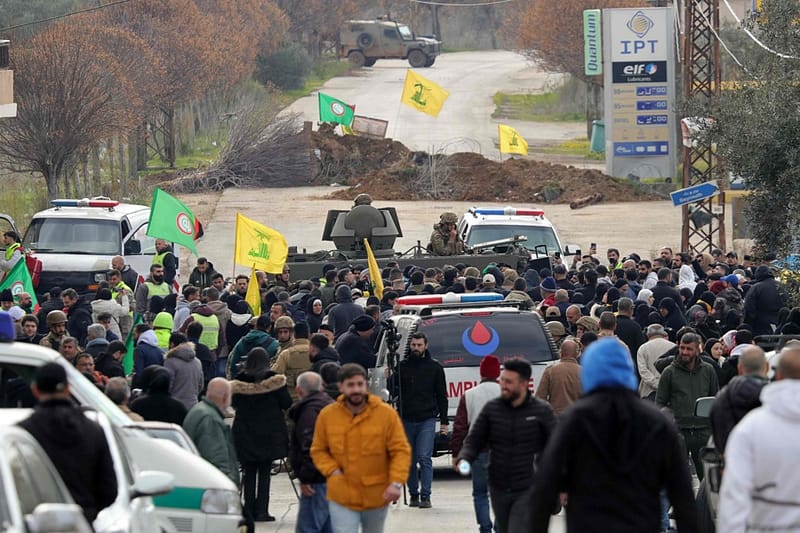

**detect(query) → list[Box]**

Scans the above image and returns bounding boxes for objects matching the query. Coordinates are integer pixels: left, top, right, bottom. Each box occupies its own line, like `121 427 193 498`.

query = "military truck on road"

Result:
340 18 441 68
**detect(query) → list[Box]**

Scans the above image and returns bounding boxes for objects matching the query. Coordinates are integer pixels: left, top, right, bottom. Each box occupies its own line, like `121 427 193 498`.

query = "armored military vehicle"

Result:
283 197 548 281
339 17 441 68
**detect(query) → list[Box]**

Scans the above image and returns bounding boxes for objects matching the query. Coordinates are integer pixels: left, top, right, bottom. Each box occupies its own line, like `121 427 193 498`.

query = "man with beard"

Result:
388 332 448 509
134 264 171 316
311 364 410 533
656 332 719 481
456 359 556 533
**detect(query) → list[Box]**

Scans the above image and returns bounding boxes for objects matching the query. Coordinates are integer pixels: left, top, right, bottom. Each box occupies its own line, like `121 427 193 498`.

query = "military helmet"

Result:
353 193 373 206
440 212 458 224
274 316 295 330
46 310 68 326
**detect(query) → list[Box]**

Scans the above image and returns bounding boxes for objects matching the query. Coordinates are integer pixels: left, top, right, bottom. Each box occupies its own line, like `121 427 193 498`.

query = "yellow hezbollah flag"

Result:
363 238 384 300
234 213 288 274
401 70 450 117
245 266 261 316
498 124 528 156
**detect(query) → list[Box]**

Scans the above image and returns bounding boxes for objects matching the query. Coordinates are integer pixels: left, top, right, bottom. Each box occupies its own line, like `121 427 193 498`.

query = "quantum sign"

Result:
583 10 603 76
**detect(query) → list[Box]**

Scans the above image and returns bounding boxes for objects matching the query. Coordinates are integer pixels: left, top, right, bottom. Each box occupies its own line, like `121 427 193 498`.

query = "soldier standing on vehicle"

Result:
388 332 448 509
428 212 465 256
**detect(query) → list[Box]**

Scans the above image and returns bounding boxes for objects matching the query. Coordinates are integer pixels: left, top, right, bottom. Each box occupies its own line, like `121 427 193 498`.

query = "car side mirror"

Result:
694 396 715 418
26 503 92 533
124 239 141 255
131 470 174 500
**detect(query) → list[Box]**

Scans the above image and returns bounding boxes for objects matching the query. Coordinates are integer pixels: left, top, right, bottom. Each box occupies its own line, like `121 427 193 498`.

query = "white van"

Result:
368 293 558 453
19 198 179 295
0 318 243 533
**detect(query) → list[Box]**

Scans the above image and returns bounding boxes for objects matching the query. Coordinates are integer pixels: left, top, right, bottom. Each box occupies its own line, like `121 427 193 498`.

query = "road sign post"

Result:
670 181 719 207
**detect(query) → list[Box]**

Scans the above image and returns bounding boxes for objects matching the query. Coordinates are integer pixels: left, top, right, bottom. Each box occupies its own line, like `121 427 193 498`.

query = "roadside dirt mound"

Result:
313 126 657 204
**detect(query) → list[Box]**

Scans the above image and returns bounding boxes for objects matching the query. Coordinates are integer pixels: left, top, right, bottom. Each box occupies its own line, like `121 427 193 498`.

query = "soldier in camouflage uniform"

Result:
428 212 465 256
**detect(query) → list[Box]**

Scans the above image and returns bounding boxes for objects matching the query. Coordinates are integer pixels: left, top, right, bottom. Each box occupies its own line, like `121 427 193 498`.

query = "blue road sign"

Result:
670 182 719 206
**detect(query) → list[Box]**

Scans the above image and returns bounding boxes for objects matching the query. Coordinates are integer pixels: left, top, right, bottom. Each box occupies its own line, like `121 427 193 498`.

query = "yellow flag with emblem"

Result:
363 238 384 300
401 70 450 117
245 266 261 316
498 124 528 156
234 213 288 274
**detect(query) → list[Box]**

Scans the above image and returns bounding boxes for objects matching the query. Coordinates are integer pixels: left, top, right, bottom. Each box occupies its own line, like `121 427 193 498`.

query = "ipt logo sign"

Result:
610 8 668 62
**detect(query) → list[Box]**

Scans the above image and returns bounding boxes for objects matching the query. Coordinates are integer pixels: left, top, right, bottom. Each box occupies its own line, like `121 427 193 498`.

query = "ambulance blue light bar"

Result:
396 293 504 306
472 207 544 217
51 199 120 208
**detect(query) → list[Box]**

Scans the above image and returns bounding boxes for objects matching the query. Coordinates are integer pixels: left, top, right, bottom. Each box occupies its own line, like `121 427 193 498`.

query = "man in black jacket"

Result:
615 298 645 374
528 338 697 533
389 332 448 509
334 315 376 369
457 359 557 533
710 344 769 454
743 265 786 336
19 363 118 522
651 267 682 309
289 372 334 532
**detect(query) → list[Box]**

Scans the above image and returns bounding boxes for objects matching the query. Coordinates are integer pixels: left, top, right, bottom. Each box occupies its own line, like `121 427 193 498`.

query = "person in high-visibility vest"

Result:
153 239 178 286
134 264 171 317
0 231 23 280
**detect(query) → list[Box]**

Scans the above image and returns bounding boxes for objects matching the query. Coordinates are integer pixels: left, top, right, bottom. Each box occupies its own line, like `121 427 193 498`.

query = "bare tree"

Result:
0 24 140 198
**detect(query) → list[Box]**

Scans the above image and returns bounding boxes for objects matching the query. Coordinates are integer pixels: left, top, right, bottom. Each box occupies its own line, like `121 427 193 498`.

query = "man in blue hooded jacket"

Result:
529 338 698 533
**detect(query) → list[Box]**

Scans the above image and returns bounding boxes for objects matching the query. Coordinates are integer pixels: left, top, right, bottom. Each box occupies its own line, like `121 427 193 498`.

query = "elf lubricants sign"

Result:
603 7 676 181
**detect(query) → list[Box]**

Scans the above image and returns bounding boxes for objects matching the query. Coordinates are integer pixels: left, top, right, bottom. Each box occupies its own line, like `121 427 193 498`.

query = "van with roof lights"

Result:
368 292 558 453
18 198 180 295
457 206 577 258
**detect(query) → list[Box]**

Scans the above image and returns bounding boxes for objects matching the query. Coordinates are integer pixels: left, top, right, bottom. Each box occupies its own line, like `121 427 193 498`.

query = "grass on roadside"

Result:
540 137 605 161
493 93 586 122
283 60 353 100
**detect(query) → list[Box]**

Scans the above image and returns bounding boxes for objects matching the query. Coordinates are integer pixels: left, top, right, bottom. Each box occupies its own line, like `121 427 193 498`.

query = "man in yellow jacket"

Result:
311 363 411 532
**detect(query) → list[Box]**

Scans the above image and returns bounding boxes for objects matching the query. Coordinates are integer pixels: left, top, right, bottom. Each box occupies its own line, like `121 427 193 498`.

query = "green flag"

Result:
146 188 198 255
123 314 144 375
0 259 38 312
318 92 355 126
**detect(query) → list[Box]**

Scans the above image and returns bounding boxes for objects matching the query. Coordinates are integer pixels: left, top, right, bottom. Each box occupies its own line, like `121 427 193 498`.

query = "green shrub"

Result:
255 43 313 90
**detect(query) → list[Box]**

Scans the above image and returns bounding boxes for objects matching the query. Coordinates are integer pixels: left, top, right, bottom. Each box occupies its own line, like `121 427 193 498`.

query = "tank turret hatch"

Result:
321 206 403 255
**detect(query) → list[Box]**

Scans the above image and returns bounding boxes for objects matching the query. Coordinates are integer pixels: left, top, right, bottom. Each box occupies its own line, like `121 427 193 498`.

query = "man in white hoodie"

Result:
718 344 800 532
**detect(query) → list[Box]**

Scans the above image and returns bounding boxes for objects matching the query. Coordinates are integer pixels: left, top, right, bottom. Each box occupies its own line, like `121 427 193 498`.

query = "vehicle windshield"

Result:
416 312 555 367
397 24 413 40
23 218 121 255
466 225 560 254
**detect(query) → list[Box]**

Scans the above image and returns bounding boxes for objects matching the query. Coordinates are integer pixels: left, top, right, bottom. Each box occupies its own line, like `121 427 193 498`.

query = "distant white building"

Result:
0 40 16 119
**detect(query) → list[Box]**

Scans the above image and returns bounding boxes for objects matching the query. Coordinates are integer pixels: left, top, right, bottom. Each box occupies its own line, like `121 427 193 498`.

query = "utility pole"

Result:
681 0 725 254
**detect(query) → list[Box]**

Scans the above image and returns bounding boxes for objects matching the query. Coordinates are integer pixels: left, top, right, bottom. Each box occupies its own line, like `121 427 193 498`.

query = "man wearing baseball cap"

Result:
18 363 117 522
451 355 501 533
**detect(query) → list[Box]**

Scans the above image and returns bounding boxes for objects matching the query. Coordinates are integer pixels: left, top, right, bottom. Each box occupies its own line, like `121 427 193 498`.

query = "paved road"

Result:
193 185 737 277
285 51 584 158
257 457 566 533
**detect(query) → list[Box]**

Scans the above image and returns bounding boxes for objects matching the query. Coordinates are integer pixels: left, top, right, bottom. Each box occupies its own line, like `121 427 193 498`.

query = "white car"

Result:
0 315 244 533
0 409 174 533
0 425 93 533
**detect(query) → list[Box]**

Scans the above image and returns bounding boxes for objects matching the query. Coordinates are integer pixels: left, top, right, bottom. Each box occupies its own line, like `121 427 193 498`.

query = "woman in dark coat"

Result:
305 298 323 333
230 347 292 523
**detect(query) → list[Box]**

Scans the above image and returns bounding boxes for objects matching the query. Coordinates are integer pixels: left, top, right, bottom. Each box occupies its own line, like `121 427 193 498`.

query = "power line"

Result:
720 0 800 61
0 0 132 33
696 4 752 76
409 0 515 6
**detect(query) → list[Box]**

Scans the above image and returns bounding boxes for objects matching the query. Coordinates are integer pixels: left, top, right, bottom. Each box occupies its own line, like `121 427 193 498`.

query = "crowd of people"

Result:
7 237 800 533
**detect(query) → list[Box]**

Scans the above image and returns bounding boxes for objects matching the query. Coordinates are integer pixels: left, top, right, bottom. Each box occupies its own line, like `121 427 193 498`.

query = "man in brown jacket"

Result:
272 321 312 400
535 339 582 415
